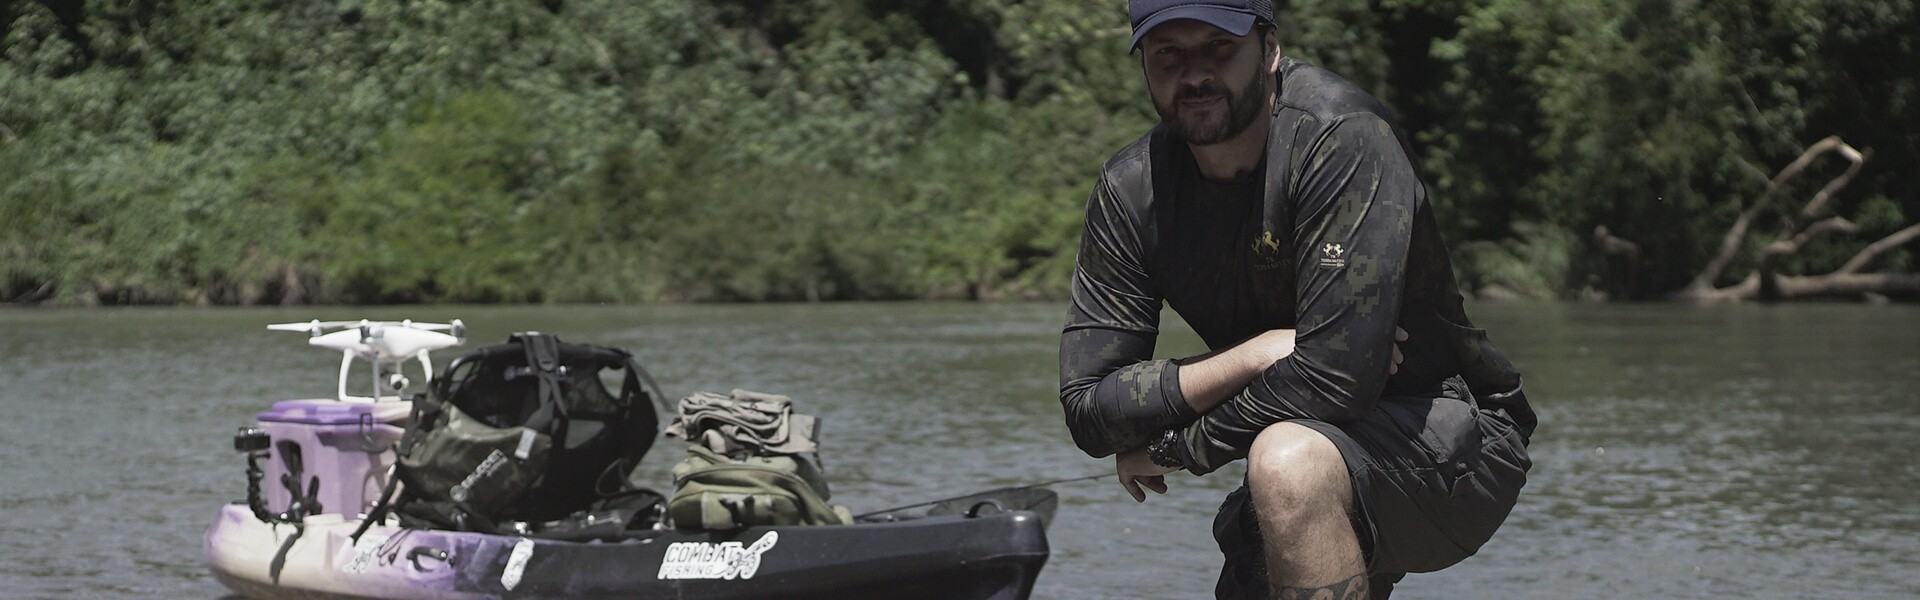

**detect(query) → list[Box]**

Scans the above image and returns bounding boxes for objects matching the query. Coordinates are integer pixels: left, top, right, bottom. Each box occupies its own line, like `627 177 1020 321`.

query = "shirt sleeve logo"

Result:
1318 243 1347 269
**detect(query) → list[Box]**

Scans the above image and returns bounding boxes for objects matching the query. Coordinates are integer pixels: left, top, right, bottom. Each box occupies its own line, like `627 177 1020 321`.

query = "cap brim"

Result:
1129 7 1259 49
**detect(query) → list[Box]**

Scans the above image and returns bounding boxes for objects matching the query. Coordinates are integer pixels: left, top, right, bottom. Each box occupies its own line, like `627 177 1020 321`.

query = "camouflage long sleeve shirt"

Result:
1059 58 1535 475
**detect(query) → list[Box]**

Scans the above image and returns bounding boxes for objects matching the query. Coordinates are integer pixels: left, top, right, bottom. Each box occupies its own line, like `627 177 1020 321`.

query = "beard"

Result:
1154 65 1269 146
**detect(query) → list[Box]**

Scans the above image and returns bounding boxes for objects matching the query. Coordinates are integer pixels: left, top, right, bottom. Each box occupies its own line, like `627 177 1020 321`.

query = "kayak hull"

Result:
205 501 1048 600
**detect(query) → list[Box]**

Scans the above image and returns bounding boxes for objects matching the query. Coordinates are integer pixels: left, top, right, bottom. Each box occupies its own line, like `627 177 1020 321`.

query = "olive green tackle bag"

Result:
662 389 852 529
666 445 852 529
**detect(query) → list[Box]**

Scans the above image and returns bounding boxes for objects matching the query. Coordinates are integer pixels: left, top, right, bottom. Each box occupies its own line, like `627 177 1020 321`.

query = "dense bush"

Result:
1 0 1912 304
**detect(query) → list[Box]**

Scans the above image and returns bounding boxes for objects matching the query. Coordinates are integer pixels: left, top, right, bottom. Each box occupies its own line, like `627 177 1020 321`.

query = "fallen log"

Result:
1660 136 1915 303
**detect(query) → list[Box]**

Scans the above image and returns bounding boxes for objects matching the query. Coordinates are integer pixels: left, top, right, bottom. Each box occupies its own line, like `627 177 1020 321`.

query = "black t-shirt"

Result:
1154 152 1297 346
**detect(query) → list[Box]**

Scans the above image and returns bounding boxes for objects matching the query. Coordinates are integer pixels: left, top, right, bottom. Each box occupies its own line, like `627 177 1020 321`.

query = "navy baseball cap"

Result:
1129 0 1275 49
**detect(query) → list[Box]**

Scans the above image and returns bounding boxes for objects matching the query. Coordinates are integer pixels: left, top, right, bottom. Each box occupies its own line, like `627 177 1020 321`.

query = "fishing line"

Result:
1010 472 1109 490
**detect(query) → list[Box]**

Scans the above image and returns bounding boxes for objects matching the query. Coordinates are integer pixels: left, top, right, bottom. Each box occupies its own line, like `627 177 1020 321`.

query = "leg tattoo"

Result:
1270 572 1369 600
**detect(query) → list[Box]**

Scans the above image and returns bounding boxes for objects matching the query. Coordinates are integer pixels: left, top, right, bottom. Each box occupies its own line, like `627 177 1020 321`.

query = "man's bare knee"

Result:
1246 422 1351 526
1247 422 1365 589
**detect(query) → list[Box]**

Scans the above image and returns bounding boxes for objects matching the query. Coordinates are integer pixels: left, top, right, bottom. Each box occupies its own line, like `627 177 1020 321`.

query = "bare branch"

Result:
1674 273 1758 304
1764 216 1859 258
1787 142 1867 226
1837 223 1920 275
8 280 54 304
1765 136 1846 194
1752 139 1869 300
1686 136 1855 294
1686 199 1765 294
1674 135 1917 303
1733 82 1799 152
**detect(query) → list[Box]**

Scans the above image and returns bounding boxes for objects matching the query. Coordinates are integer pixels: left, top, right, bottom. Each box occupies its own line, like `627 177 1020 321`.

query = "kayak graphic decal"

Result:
656 531 779 580
340 534 389 574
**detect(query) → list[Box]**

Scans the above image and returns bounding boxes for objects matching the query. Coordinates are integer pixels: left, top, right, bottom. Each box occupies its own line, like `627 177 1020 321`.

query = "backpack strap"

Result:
394 392 439 460
620 351 668 426
512 332 567 461
614 350 666 462
353 391 441 545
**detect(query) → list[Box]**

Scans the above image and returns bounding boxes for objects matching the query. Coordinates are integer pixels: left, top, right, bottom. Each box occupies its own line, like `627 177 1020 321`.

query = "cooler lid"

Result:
257 399 400 425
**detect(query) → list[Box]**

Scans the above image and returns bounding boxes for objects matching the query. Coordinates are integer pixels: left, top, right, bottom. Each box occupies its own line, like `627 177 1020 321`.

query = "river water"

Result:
1 302 1916 599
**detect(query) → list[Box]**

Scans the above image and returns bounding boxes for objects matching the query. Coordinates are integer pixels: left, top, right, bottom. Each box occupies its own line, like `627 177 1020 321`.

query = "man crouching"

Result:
1056 1 1536 598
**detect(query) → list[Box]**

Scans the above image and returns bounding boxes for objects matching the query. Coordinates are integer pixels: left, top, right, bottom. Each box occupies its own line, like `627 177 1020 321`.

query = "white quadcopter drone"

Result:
267 319 466 403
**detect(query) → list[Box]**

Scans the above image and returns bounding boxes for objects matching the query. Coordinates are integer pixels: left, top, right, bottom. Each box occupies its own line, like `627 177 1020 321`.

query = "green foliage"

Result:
1454 222 1582 300
891 101 1088 299
1401 0 1919 297
318 90 541 303
0 0 1912 304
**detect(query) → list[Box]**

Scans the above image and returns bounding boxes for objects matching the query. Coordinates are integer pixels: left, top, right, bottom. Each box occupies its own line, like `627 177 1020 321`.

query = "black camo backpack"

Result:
388 332 666 531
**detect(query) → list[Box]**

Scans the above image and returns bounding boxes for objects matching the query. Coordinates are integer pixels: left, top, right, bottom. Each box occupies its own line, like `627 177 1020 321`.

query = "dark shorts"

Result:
1213 378 1532 599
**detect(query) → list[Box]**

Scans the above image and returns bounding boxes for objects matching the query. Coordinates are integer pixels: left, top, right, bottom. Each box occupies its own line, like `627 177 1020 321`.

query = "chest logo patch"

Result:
1319 243 1348 269
1251 231 1286 271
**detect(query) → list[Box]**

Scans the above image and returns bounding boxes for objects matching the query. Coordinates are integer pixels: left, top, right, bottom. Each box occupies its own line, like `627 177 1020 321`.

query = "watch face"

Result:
1150 430 1183 468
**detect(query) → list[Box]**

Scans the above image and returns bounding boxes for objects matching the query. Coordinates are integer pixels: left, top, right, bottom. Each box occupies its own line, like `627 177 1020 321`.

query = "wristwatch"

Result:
1146 428 1184 470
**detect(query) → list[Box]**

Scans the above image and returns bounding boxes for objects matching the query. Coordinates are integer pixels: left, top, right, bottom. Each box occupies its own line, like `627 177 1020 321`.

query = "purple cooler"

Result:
255 400 408 518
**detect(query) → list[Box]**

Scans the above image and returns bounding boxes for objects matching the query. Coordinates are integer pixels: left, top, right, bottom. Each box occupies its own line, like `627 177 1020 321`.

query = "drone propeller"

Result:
398 319 458 331
269 319 465 339
267 320 359 337
309 325 461 358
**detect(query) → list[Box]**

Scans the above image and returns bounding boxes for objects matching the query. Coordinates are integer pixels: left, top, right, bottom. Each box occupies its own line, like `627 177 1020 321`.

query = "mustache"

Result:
1175 82 1229 102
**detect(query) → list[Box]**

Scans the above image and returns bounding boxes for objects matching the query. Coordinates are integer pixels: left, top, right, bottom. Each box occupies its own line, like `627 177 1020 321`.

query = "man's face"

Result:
1139 19 1274 146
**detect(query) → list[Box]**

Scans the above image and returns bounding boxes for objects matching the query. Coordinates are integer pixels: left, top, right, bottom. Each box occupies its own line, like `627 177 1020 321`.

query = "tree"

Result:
1670 136 1920 303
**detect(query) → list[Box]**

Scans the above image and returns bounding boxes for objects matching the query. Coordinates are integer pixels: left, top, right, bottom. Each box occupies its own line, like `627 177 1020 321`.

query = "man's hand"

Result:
1120 327 1407 502
1116 447 1176 502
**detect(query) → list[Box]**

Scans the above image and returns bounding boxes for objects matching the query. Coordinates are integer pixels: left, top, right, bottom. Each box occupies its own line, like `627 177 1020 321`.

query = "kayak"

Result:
204 494 1051 600
204 320 1054 599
